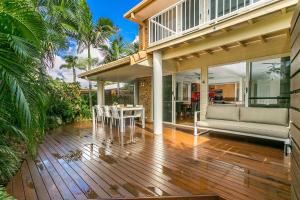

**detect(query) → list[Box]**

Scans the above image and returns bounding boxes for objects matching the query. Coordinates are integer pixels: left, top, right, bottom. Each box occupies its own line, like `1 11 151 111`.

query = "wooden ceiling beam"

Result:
281 8 287 15
204 50 213 55
192 53 201 58
221 28 229 33
259 35 267 43
247 19 254 24
237 41 246 47
219 46 229 51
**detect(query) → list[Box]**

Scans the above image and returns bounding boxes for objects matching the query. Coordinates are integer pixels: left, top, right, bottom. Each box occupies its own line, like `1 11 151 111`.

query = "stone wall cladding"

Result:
137 77 152 122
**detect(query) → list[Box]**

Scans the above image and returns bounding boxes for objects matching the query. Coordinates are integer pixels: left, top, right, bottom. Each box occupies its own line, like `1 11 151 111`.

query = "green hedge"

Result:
45 79 93 129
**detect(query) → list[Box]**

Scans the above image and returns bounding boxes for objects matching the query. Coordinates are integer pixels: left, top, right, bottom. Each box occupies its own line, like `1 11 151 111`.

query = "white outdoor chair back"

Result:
95 105 104 117
134 105 143 118
104 106 111 118
111 106 120 119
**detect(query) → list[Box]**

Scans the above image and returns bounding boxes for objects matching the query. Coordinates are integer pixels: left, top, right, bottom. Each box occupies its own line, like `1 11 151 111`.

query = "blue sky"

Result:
49 0 142 87
87 0 141 42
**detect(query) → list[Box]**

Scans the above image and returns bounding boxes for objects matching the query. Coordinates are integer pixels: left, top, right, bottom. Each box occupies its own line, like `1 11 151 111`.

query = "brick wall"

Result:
137 77 152 122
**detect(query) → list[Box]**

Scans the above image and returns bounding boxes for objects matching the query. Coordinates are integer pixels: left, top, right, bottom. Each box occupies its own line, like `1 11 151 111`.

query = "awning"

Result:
79 51 152 82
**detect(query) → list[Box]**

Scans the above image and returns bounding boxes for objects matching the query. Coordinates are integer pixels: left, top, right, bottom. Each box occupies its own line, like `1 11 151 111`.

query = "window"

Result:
182 82 189 101
249 57 290 108
176 82 182 101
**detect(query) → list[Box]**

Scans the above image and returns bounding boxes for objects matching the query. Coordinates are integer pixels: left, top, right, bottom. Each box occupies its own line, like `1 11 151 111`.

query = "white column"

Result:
117 82 120 97
97 80 105 106
200 66 208 121
245 62 251 107
234 82 238 101
153 51 163 135
134 81 139 106
239 77 244 102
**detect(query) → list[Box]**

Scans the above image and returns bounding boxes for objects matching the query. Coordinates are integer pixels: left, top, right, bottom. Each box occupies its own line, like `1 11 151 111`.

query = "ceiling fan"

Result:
262 62 282 80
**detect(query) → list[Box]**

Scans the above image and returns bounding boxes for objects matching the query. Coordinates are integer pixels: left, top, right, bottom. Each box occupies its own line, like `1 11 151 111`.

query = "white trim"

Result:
148 0 280 46
194 126 289 142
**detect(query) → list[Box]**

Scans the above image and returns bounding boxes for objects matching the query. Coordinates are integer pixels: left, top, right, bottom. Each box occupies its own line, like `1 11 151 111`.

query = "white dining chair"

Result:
124 104 133 116
110 106 135 131
103 106 111 125
95 105 104 125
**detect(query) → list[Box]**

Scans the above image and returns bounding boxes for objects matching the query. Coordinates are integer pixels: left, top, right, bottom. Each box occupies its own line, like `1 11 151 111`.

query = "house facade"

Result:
80 0 298 135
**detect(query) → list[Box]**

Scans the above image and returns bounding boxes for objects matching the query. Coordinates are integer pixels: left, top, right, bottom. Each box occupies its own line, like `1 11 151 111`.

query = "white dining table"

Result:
92 106 145 134
118 107 145 133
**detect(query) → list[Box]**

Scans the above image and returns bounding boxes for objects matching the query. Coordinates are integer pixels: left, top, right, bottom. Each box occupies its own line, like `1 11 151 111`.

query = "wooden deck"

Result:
6 122 291 200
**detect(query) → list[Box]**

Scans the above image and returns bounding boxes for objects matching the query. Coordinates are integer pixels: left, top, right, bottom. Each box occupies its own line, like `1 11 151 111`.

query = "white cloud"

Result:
132 35 139 44
47 49 102 89
77 47 105 66
47 55 66 80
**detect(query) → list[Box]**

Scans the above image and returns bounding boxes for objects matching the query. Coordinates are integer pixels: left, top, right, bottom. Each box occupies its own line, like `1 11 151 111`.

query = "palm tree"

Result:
128 41 140 55
33 0 81 68
60 55 97 82
100 36 129 63
77 0 116 109
60 55 79 82
0 0 84 185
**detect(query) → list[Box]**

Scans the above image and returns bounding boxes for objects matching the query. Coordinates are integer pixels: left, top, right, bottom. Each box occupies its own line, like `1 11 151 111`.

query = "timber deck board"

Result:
6 122 290 200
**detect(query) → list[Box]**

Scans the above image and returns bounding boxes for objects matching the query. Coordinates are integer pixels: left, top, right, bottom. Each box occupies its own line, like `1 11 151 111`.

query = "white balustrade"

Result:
149 0 268 44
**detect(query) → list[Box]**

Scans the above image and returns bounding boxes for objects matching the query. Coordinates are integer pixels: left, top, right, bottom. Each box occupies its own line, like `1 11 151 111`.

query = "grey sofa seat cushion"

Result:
240 107 289 126
206 106 239 121
197 119 289 139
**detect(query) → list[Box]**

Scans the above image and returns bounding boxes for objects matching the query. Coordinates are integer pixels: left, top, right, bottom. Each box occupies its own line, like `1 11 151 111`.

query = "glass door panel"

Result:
163 75 173 122
249 57 290 108
175 71 200 125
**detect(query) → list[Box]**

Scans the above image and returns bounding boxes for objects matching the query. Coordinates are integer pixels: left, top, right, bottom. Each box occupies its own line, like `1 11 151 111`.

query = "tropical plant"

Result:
0 0 85 186
100 36 140 64
0 187 15 200
0 0 48 154
100 36 129 63
33 0 81 68
127 41 140 55
46 78 92 129
59 55 87 82
77 0 116 109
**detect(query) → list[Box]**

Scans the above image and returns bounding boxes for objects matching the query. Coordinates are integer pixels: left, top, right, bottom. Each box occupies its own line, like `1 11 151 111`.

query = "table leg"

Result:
120 109 124 133
92 108 96 132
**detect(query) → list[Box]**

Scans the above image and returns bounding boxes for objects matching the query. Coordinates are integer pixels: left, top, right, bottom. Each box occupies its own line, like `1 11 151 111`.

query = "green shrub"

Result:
45 78 93 129
0 140 20 185
0 187 15 200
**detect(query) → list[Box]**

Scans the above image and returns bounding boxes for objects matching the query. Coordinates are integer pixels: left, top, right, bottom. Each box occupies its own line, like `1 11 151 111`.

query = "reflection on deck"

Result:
6 121 290 200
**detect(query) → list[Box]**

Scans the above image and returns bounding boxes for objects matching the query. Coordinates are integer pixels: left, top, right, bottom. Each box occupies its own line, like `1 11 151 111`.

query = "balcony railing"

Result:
149 0 268 45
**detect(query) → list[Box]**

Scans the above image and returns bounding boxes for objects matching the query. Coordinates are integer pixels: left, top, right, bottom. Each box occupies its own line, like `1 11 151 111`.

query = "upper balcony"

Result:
148 0 273 46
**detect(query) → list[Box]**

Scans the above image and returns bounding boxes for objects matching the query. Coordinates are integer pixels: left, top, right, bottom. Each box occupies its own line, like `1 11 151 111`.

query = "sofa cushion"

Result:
240 107 288 126
206 106 239 121
197 119 289 139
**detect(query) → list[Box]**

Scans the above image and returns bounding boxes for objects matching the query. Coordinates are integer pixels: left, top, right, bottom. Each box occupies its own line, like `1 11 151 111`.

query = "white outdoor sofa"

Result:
194 106 291 154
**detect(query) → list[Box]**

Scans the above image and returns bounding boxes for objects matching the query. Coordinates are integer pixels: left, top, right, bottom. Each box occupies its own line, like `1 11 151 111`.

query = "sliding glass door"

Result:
163 75 174 122
249 57 290 108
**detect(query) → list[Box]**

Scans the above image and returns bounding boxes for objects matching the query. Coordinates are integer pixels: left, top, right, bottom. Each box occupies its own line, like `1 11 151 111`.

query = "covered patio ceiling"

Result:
79 51 153 82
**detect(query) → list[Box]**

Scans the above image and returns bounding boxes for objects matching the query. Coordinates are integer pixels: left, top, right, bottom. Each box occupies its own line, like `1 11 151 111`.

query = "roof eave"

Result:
78 51 149 79
123 0 155 20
